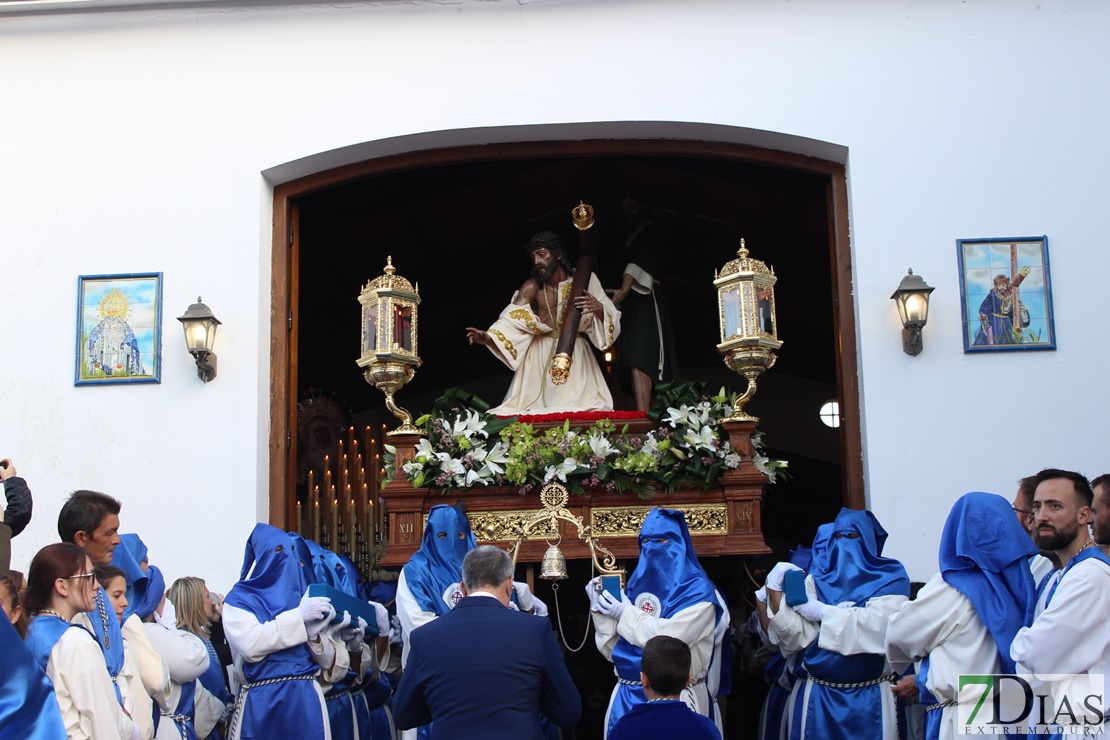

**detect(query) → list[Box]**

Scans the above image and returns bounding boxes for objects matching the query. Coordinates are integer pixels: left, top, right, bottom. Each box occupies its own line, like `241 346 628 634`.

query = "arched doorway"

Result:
267 126 860 550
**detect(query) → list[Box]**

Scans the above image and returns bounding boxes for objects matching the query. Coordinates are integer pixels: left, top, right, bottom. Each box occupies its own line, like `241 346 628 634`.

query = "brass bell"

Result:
539 543 568 581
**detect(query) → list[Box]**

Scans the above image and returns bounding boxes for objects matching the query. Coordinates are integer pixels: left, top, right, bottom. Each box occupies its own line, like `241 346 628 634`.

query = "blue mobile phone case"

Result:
600 575 622 602
783 569 808 607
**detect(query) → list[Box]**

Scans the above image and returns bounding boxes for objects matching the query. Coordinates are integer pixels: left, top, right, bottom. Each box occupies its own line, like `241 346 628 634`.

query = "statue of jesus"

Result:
466 231 621 416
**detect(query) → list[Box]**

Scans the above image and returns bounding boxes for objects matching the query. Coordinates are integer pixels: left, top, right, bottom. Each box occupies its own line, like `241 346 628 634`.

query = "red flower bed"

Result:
500 410 648 423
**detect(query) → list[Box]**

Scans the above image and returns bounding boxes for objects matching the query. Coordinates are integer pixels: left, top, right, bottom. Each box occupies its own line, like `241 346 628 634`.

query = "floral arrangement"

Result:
382 384 787 500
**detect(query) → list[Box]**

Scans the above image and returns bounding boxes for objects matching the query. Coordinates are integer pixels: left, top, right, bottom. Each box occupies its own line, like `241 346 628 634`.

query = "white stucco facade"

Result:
2 0 1106 587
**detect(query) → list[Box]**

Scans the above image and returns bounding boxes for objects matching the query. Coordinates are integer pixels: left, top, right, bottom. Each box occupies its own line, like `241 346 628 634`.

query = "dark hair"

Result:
461 546 513 592
1091 475 1110 502
95 564 126 590
58 490 121 543
0 572 26 638
1016 476 1039 509
1034 468 1094 508
641 635 691 697
524 231 563 255
25 543 89 615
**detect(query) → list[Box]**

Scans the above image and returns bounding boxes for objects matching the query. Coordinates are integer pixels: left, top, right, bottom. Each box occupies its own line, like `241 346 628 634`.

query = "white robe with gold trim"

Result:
483 274 619 415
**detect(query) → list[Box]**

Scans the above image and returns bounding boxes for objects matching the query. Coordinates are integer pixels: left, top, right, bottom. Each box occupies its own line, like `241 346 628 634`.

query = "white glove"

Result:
305 613 332 640
388 614 403 646
795 598 827 623
755 586 768 604
299 591 333 623
597 591 627 620
531 596 549 618
585 578 602 612
336 611 364 651
765 562 802 592
370 601 389 637
512 582 535 613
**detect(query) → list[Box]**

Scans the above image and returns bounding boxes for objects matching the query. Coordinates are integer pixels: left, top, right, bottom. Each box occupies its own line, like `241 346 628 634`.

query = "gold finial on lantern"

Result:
357 256 423 436
713 238 783 422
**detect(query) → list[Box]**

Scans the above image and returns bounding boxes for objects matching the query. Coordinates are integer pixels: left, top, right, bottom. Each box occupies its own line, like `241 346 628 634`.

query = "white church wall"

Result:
1 0 1106 586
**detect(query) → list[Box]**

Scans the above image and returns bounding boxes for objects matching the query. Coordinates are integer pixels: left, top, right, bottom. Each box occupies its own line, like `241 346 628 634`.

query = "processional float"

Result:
346 203 783 598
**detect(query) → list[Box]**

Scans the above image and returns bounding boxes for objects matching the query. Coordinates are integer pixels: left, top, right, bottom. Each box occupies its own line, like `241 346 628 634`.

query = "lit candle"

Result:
313 497 320 542
297 501 303 535
331 498 339 549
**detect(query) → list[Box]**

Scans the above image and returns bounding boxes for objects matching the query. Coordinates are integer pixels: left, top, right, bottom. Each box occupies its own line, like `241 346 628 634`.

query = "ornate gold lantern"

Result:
714 238 783 422
357 256 422 436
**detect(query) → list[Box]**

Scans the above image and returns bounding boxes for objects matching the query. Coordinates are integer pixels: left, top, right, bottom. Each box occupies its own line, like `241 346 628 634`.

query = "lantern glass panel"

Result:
394 304 414 352
903 292 929 325
758 287 776 337
363 303 379 354
721 287 741 340
183 320 215 353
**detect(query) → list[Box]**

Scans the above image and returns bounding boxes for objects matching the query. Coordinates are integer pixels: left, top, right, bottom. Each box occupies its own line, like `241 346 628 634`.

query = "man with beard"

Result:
1013 474 1060 583
1087 474 1110 554
466 231 620 415
973 272 1031 346
1010 469 1110 737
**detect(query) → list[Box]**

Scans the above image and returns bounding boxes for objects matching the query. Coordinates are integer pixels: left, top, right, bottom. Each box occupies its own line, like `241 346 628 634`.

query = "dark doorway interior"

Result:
296 153 844 546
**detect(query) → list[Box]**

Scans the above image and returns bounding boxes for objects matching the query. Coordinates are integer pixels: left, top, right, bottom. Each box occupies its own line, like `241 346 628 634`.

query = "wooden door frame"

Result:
267 137 864 528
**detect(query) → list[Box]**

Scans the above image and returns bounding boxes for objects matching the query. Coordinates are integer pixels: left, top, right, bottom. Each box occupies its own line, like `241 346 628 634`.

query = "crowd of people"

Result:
753 467 1110 740
4 459 1110 740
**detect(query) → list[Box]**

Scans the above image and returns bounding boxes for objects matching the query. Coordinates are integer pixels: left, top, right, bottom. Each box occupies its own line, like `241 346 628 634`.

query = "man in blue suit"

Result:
393 545 581 739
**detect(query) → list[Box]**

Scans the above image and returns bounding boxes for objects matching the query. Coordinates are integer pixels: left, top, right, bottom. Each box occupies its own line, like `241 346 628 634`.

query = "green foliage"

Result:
392 387 787 499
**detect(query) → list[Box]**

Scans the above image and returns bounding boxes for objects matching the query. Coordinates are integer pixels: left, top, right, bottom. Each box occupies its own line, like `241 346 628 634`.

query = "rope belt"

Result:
809 672 898 690
617 674 707 688
926 699 957 712
325 687 354 702
160 710 193 740
227 672 320 740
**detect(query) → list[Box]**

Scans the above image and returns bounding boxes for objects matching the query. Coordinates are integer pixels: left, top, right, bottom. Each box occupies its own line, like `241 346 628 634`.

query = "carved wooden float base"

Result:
378 419 770 566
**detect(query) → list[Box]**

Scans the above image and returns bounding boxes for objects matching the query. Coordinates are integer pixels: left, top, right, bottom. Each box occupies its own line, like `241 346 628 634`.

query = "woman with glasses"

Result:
24 542 139 740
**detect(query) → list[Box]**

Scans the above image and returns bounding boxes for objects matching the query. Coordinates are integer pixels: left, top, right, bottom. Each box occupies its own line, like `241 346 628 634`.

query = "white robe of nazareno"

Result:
144 621 224 739
483 274 620 415
395 569 441 671
119 613 170 740
47 625 139 740
1029 553 1056 589
593 600 717 737
1011 557 1110 739
885 573 1000 740
767 574 906 740
222 603 341 740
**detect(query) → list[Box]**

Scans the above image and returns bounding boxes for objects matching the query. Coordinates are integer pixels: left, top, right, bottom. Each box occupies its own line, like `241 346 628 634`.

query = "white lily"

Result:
683 425 717 453
588 433 616 459
544 457 579 483
441 456 466 477
753 454 776 483
413 437 438 464
641 433 660 455
477 441 510 477
693 402 712 426
663 406 690 429
452 410 488 440
464 468 490 486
